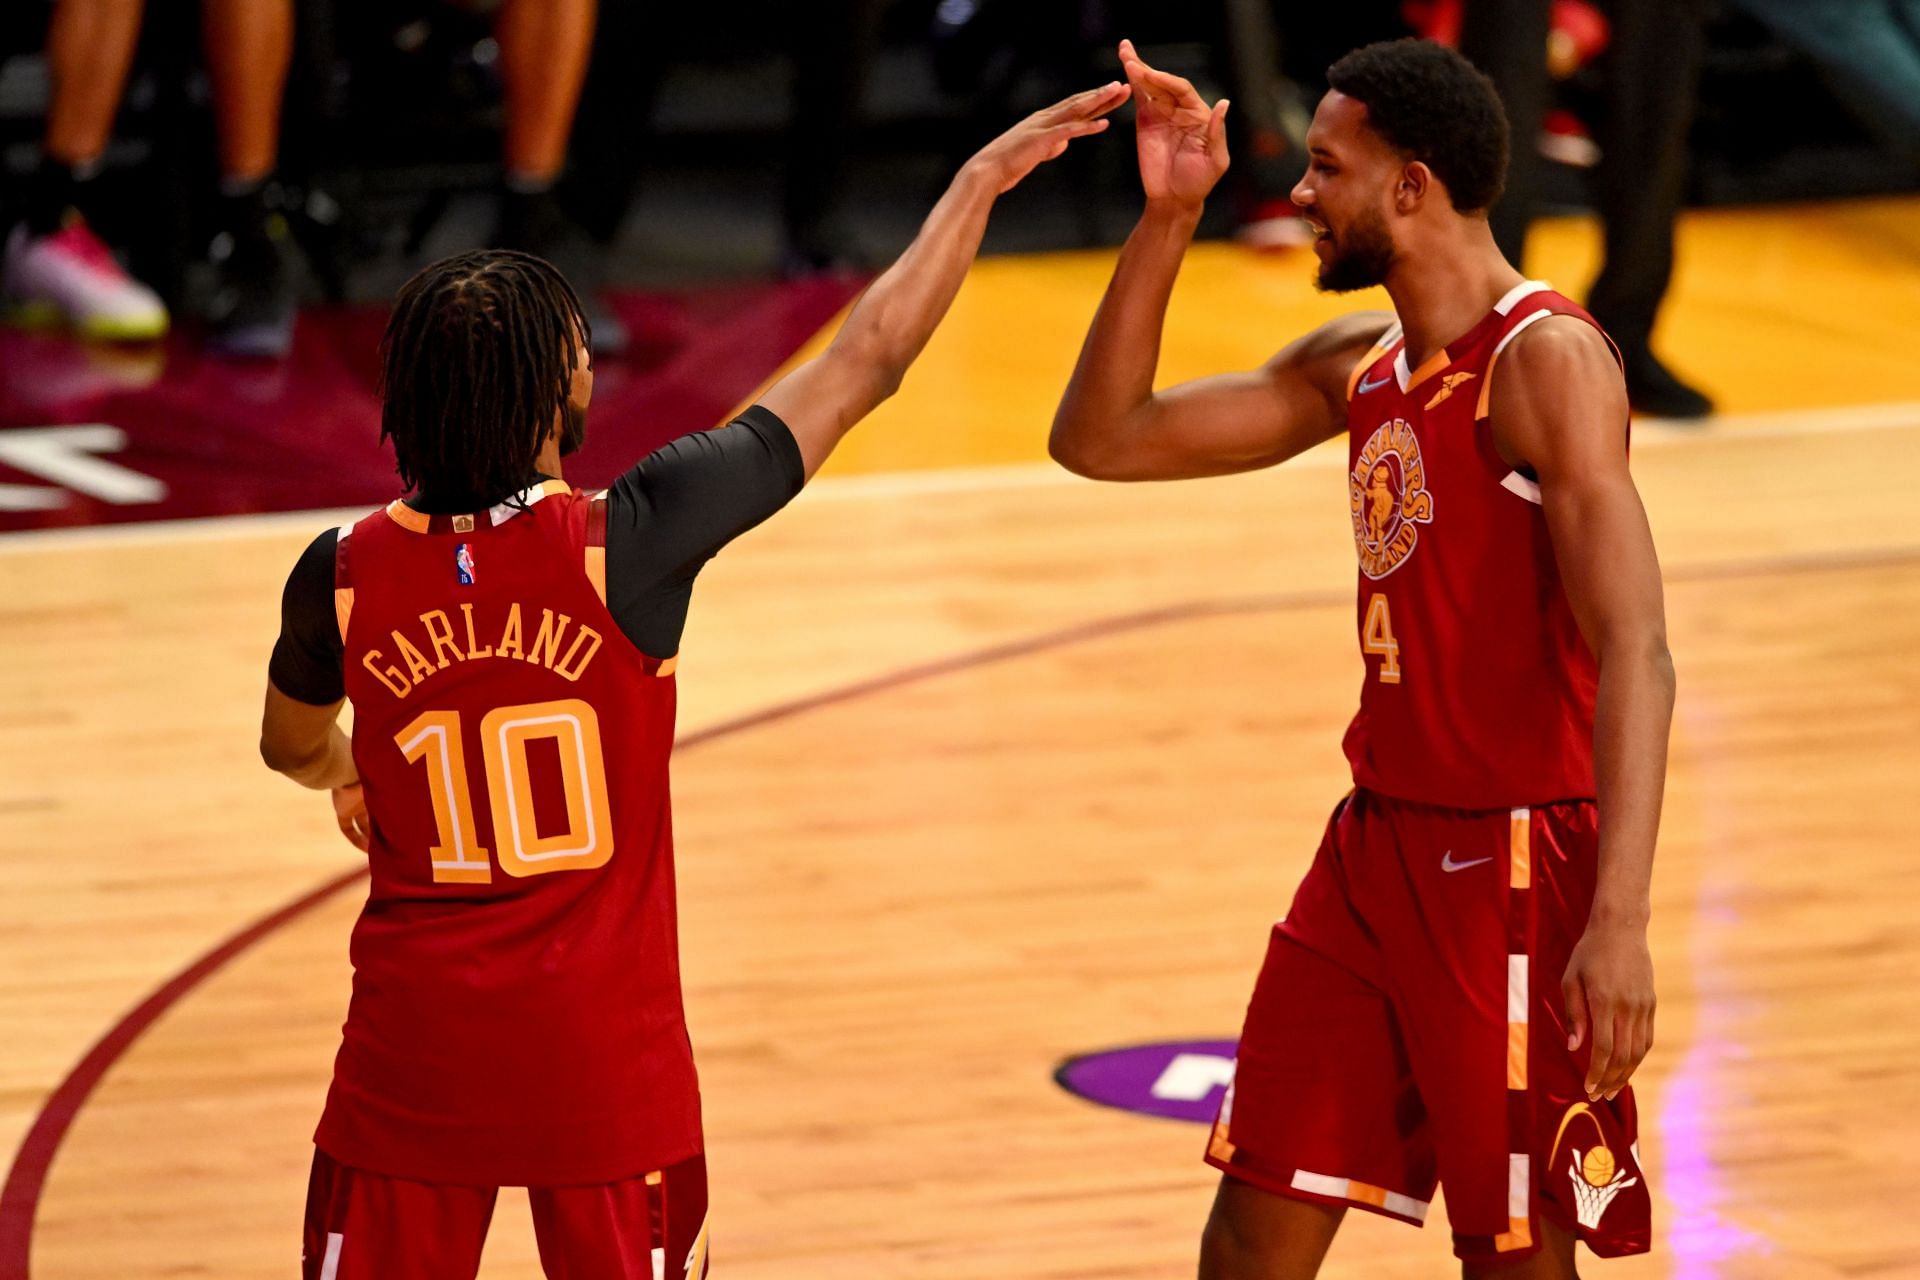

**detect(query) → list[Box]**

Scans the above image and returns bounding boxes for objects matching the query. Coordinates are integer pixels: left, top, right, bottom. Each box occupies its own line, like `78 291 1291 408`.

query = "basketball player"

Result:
1050 40 1670 1278
256 81 1129 1279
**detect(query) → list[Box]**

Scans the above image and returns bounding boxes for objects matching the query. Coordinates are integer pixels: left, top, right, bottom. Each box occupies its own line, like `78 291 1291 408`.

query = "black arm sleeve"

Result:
602 405 806 657
268 527 346 705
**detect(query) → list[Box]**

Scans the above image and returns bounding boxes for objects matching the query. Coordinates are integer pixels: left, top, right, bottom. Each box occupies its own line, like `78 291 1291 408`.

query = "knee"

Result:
1199 1183 1339 1280
1198 1206 1263 1280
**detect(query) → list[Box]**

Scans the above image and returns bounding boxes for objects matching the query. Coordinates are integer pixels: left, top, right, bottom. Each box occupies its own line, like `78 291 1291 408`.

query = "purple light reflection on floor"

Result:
1658 1033 1777 1275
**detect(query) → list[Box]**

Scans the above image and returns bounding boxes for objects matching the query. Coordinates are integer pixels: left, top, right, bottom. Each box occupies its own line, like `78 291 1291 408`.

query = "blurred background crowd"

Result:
2 0 1917 417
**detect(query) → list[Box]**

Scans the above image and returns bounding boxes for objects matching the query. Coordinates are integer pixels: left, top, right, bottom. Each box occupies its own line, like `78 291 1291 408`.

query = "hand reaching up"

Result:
1119 39 1230 209
966 81 1132 195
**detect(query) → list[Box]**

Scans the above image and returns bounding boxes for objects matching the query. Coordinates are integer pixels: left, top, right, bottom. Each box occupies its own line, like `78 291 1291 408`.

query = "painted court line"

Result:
1 402 1915 553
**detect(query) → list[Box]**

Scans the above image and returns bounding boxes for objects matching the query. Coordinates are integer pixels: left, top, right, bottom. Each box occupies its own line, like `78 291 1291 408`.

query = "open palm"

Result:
1120 39 1230 206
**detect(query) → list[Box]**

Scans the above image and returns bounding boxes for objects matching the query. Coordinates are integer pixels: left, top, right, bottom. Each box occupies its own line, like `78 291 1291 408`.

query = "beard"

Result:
1314 207 1396 294
560 401 588 457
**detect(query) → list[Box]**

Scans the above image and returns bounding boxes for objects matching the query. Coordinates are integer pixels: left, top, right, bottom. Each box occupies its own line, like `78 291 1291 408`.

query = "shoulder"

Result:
1267 310 1399 406
1269 310 1397 372
1497 313 1621 388
1488 314 1629 470
289 524 340 586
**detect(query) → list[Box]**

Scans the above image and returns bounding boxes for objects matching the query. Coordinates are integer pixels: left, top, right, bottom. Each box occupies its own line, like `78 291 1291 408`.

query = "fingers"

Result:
338 811 369 852
1563 972 1589 1054
1208 98 1231 166
1584 996 1616 1101
1047 80 1130 123
1603 1001 1655 1101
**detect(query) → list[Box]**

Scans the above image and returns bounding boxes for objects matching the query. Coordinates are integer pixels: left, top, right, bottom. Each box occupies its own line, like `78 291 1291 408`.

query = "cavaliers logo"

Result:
1349 418 1435 579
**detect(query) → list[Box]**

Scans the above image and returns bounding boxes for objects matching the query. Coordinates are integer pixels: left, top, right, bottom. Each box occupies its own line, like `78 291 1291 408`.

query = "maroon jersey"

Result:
318 480 698 1186
1340 282 1613 810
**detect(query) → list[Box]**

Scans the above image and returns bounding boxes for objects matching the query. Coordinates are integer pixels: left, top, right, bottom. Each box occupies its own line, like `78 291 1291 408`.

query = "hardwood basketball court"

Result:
2 198 1917 1278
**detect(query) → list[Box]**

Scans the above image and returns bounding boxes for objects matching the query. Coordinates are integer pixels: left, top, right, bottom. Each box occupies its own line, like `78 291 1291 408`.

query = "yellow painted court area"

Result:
1 197 1918 1278
816 197 1920 475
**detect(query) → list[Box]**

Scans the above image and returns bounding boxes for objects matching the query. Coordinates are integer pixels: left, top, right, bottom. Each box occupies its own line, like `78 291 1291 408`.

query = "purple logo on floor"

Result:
1054 1039 1237 1123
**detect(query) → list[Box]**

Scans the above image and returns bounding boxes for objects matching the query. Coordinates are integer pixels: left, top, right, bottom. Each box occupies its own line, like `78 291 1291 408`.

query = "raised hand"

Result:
966 81 1132 195
1119 38 1229 208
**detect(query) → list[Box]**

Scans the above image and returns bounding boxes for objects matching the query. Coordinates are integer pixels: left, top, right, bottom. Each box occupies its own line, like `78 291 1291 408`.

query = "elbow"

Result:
260 733 317 778
1047 427 1092 477
831 329 907 408
1600 628 1676 703
1048 415 1118 479
259 735 293 775
870 359 907 404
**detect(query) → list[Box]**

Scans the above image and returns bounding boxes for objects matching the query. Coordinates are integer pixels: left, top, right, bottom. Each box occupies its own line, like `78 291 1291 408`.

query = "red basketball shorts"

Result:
1205 789 1651 1264
301 1148 711 1279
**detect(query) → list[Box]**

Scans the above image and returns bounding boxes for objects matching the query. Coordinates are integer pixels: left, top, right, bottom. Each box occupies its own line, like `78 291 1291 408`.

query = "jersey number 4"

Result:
1362 593 1402 684
395 699 612 883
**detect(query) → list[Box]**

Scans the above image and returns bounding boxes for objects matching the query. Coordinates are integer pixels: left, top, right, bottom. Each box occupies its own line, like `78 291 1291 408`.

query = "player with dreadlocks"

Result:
258 81 1129 1279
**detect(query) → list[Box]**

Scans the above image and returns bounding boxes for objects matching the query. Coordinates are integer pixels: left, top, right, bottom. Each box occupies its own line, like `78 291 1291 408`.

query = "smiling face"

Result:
1290 91 1403 294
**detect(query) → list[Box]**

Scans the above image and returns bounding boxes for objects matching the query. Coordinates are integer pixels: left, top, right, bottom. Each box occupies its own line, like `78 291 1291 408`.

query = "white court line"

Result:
2 401 1915 553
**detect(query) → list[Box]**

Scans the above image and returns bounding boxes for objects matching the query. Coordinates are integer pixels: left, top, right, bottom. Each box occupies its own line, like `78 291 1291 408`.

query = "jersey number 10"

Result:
394 699 613 883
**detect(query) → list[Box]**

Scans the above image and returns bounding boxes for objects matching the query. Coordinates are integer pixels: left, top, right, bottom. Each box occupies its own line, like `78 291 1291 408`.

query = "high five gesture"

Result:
1120 38 1231 208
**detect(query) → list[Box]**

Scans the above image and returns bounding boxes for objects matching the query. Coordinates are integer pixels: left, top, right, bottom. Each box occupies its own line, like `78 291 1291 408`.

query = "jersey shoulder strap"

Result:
584 490 608 607
1345 320 1406 401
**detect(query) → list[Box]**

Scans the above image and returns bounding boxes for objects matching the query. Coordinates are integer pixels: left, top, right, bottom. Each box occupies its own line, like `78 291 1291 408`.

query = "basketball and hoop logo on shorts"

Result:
1550 1101 1648 1236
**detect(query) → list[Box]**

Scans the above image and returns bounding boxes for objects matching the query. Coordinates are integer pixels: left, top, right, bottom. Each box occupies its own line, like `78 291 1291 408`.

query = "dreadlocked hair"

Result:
379 248 591 506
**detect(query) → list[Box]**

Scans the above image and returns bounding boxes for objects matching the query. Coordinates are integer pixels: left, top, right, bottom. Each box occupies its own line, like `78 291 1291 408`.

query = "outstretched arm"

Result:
1490 316 1674 1105
1049 41 1388 481
762 82 1131 479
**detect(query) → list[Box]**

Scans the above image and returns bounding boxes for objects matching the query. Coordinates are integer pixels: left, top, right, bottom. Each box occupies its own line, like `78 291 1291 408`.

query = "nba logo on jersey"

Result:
455 543 476 585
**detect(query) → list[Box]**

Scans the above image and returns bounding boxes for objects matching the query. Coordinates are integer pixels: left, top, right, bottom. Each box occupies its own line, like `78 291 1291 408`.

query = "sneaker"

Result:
1624 349 1714 420
206 218 297 360
2 219 169 343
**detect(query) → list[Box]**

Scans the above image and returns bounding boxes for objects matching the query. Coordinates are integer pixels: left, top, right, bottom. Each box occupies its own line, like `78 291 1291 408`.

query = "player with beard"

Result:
256 80 1128 1280
1051 39 1671 1279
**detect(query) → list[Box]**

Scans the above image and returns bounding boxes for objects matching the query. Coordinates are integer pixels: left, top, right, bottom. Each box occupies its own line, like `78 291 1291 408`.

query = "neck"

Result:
1381 217 1525 366
534 438 565 482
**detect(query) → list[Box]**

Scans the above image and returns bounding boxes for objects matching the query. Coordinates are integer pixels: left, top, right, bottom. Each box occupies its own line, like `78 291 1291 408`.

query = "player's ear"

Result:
570 339 594 408
1397 161 1432 213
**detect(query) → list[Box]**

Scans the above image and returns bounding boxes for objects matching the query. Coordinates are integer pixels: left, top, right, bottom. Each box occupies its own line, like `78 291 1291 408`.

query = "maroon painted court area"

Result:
0 276 865 534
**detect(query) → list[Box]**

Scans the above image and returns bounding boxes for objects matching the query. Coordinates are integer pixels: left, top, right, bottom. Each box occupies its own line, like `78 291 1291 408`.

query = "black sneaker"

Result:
206 215 296 360
1624 349 1713 420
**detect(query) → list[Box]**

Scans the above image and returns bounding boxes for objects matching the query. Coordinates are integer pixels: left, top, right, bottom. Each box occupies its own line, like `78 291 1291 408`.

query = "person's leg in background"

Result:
1214 0 1316 250
782 0 883 275
200 0 297 357
1585 0 1714 418
493 0 630 353
1458 0 1553 269
2 0 170 341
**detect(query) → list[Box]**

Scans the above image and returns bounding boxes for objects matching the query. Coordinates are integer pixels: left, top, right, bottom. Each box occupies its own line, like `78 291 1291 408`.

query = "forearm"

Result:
264 723 358 791
1051 200 1203 453
829 164 1000 401
1589 639 1676 926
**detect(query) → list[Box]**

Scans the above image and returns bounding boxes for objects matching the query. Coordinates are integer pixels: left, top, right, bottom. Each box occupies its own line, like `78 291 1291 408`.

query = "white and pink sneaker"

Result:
3 219 169 343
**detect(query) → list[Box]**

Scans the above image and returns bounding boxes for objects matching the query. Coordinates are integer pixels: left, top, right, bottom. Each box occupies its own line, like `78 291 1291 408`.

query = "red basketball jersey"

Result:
318 480 700 1187
1340 282 1613 810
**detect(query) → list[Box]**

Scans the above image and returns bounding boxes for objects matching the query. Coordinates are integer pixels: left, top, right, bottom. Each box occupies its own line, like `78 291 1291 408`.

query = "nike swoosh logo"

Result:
1356 371 1394 394
1441 851 1494 872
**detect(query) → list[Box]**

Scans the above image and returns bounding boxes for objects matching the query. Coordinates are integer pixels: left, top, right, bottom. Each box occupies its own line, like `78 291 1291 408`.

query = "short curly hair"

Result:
1326 39 1509 213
